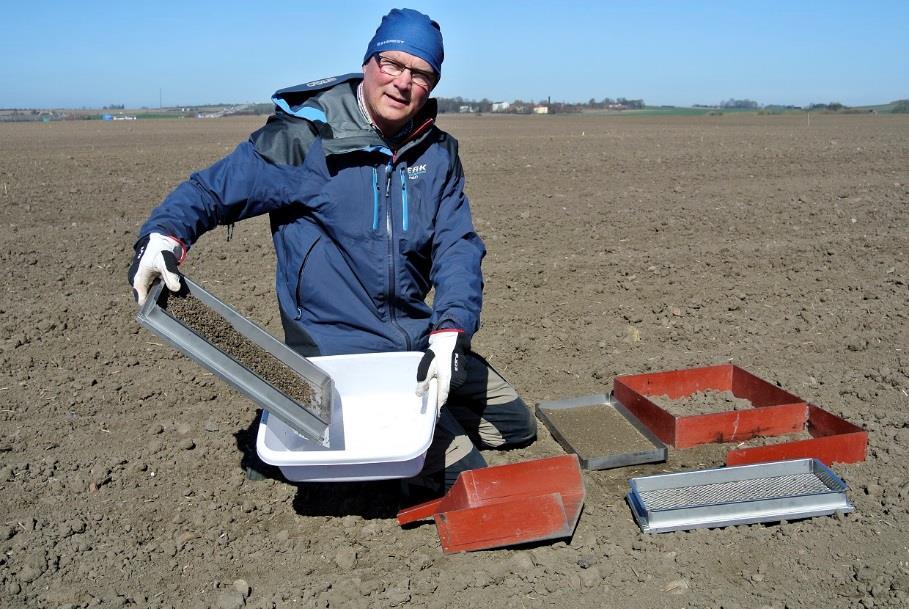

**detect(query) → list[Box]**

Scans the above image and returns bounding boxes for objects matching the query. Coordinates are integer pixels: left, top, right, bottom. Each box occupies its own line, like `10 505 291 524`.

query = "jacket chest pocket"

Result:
395 173 435 294
396 169 437 243
315 161 385 239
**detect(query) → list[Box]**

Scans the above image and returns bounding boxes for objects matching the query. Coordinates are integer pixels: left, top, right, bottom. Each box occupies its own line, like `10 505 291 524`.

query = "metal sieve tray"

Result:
536 394 667 470
627 458 853 533
136 277 333 445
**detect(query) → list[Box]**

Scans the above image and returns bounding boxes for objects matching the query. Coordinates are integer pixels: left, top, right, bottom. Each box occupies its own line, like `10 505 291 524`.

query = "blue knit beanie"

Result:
363 8 444 76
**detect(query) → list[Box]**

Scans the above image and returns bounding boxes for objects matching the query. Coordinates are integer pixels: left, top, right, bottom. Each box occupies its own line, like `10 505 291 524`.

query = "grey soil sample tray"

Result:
536 394 667 470
627 458 854 533
137 277 333 445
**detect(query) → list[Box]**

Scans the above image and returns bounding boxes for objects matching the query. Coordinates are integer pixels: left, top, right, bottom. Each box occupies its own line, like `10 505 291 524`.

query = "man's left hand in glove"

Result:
416 329 470 412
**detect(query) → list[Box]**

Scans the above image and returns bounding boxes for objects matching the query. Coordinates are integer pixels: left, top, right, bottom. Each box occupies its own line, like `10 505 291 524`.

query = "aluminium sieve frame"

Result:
626 458 854 533
136 277 333 445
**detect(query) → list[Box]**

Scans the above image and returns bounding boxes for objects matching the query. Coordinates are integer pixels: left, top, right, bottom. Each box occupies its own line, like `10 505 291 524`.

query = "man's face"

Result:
362 50 435 136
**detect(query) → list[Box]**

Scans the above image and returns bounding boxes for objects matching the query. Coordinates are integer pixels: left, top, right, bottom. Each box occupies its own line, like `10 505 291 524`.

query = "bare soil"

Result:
649 389 754 416
1 112 908 609
732 430 815 449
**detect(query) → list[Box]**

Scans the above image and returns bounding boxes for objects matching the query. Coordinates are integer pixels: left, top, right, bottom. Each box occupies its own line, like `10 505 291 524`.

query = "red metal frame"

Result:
613 364 866 465
614 364 807 448
726 404 867 466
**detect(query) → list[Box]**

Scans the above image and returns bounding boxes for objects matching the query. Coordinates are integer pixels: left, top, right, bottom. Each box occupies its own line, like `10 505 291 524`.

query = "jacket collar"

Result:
273 75 437 159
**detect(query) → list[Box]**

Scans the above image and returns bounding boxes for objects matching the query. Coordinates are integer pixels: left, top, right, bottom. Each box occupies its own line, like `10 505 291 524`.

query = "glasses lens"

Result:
412 73 433 89
377 56 402 77
377 56 434 89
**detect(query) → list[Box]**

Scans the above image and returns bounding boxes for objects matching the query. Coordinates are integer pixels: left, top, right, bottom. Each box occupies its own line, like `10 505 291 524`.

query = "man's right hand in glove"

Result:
416 329 470 413
127 232 187 305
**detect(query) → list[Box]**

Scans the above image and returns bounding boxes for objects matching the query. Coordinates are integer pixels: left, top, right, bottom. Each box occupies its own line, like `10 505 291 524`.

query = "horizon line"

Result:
2 97 906 112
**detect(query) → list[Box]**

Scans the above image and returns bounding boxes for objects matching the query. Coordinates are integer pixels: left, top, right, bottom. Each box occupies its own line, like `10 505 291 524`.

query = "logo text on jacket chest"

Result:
406 164 428 180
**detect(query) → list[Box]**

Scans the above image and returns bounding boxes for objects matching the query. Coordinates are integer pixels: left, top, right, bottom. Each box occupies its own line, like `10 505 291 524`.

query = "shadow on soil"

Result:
234 410 409 519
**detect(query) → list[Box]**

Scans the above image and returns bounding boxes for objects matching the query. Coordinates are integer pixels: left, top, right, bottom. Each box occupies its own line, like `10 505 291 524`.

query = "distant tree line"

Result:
215 96 909 117
720 98 760 109
583 97 645 110
33 95 903 122
236 103 275 115
807 102 845 112
891 99 909 113
435 96 645 114
184 98 909 117
694 100 805 110
436 97 493 113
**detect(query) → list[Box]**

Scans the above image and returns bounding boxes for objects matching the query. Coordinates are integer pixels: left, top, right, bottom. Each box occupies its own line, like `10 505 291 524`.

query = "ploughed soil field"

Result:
1 112 908 609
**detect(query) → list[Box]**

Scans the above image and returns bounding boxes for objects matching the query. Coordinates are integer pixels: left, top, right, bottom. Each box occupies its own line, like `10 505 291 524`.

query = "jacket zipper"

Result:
385 161 392 234
383 160 412 350
293 237 321 320
399 166 409 232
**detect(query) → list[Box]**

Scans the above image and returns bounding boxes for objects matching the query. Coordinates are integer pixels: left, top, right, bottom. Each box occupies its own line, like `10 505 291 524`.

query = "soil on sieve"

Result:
649 389 754 416
2 113 908 609
540 405 659 459
161 290 318 409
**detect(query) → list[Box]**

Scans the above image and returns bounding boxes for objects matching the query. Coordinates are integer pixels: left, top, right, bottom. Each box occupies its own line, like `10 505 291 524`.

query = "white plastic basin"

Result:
256 351 437 482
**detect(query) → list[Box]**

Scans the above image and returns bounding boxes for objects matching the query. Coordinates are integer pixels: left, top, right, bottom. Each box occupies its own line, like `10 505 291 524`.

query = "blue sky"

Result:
2 1 906 109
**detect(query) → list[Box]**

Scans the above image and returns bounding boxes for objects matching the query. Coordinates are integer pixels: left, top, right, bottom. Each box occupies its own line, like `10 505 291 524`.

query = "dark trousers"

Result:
414 352 536 491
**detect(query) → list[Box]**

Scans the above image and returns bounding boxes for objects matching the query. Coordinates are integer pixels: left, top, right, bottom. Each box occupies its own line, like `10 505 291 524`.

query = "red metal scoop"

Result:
397 454 585 553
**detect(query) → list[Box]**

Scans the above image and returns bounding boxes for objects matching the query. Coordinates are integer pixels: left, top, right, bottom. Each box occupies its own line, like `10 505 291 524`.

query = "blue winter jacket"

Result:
139 74 485 356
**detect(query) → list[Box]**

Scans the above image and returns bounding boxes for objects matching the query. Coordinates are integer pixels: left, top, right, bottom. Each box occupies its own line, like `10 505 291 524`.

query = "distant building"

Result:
532 106 549 114
491 101 510 112
458 105 476 113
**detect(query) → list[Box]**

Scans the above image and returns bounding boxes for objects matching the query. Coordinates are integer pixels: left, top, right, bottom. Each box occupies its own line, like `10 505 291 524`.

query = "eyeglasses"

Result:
375 54 436 90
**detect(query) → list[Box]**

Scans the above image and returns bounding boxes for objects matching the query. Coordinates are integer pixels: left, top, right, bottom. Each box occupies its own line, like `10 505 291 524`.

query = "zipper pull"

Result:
294 307 303 321
385 162 392 199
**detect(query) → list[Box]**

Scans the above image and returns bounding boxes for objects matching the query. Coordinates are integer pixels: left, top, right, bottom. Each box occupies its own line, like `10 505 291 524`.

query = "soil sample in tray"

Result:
540 404 664 468
161 291 317 407
649 390 753 417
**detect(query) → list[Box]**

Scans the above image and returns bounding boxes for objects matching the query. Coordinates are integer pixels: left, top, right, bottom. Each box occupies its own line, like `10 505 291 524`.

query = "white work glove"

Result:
127 232 186 305
416 329 470 412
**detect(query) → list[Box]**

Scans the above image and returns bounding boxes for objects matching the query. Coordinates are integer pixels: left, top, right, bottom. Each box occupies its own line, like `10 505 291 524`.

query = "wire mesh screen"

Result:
640 473 833 511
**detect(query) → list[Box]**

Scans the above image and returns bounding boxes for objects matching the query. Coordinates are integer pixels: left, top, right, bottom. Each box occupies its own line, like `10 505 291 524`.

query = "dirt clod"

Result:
216 590 246 609
233 579 251 598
